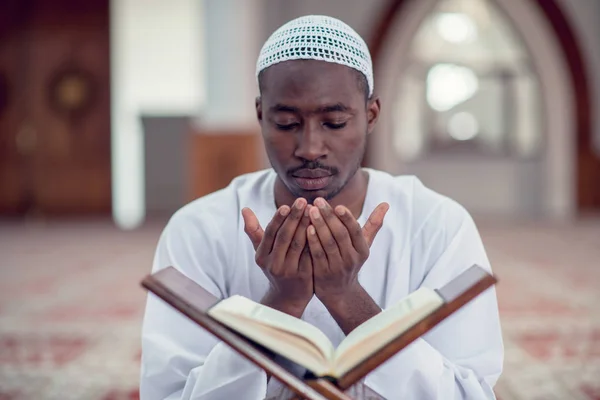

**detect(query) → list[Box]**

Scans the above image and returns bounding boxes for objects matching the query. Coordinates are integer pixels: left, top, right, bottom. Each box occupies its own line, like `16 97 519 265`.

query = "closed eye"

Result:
276 123 299 131
324 122 347 130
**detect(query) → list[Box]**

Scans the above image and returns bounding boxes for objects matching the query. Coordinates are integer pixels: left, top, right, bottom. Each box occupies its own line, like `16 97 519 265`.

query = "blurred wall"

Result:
202 0 262 129
110 0 203 228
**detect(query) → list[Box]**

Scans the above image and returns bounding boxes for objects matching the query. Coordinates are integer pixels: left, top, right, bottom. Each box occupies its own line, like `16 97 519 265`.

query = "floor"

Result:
0 217 598 399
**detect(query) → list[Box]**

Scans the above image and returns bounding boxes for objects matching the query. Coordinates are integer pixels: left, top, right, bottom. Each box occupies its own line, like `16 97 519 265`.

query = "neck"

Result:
274 168 369 219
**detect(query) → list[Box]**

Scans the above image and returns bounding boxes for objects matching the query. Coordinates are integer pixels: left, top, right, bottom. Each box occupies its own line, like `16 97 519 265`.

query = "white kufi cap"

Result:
256 15 374 97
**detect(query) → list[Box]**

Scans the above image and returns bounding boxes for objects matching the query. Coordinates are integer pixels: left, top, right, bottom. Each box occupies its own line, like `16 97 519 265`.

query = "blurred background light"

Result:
426 63 479 112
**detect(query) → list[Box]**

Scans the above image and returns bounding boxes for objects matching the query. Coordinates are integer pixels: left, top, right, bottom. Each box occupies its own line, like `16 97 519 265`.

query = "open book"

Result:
208 288 442 379
142 264 496 394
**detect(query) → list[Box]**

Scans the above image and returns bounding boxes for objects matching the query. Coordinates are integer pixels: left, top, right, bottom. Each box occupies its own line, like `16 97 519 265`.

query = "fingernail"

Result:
310 207 321 220
304 205 311 217
308 225 316 236
315 198 326 209
280 206 290 216
294 198 306 209
335 207 346 216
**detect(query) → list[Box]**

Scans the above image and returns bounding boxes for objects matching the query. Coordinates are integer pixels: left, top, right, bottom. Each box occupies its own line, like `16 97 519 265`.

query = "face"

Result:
256 60 380 203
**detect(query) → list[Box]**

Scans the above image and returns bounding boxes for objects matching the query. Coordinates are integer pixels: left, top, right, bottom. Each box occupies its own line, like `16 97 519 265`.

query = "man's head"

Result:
255 16 380 204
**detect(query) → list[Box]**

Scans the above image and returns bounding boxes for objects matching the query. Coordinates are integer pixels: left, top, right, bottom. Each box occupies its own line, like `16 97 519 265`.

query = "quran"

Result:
207 287 442 378
141 265 496 398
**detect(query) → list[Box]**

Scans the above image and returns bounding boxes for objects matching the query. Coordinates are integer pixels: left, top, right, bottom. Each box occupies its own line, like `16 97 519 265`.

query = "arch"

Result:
367 0 594 216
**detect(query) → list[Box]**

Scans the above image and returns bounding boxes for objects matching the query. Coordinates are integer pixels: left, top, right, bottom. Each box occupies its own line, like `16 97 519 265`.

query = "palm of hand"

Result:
305 199 389 301
242 198 389 314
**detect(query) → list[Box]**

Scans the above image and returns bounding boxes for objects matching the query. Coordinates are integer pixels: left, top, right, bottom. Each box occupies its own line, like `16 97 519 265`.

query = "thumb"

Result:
362 202 390 247
242 207 263 251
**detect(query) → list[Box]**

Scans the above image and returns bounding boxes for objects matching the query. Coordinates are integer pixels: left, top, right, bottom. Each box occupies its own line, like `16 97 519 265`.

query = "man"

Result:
140 15 503 400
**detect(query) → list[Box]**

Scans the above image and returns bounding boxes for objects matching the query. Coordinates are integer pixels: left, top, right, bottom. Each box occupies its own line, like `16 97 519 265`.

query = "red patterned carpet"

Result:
0 218 598 399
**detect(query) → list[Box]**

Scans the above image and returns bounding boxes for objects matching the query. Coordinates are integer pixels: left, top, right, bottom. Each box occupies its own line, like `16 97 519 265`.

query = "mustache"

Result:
287 161 338 176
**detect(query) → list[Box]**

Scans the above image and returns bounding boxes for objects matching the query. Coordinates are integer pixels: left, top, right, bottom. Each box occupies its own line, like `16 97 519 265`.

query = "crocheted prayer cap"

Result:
256 15 374 97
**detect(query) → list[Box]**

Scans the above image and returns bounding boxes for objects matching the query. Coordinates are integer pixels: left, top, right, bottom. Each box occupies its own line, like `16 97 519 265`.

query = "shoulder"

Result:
151 170 273 292
156 169 273 262
166 169 273 231
367 169 471 236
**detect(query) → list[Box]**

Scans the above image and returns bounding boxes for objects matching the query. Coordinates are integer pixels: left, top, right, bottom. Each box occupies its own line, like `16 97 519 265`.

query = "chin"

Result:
291 189 324 203
284 175 345 202
304 192 324 204
295 187 341 203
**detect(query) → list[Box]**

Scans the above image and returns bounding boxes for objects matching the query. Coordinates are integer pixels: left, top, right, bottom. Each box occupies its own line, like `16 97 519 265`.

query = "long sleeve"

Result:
139 210 268 400
364 196 504 399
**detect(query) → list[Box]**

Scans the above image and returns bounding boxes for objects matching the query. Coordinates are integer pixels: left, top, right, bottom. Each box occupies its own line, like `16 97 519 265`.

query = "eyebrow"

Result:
270 104 300 113
316 103 349 113
269 103 351 114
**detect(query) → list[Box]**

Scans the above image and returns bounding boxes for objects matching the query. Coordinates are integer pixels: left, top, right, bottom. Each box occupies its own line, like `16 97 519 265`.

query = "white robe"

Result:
139 168 504 400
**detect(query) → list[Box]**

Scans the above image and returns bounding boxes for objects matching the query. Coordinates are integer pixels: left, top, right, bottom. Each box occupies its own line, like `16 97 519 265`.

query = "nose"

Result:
294 122 327 161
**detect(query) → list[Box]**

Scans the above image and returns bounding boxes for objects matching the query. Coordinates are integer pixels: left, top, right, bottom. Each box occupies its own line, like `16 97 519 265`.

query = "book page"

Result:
209 296 335 363
214 311 334 376
333 288 444 376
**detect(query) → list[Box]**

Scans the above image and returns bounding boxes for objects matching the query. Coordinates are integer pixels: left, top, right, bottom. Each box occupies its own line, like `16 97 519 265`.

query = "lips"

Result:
292 176 332 191
291 169 332 179
291 169 333 191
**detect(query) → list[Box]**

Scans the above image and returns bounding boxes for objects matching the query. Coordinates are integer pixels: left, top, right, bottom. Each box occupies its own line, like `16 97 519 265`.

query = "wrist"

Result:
261 289 311 319
318 281 363 304
319 283 382 335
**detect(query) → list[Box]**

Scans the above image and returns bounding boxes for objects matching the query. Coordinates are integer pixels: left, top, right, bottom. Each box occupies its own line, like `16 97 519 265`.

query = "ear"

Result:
366 96 380 135
255 96 263 123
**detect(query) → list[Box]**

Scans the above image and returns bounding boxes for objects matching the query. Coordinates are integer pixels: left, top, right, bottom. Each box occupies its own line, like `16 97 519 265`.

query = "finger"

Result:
314 198 354 260
334 205 369 257
242 208 263 251
309 206 342 262
298 205 313 275
285 208 311 268
272 198 307 271
256 206 289 260
298 246 313 276
307 225 328 272
362 202 390 247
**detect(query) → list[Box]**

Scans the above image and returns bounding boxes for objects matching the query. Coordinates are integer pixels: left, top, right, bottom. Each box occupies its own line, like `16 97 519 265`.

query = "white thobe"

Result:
139 168 504 400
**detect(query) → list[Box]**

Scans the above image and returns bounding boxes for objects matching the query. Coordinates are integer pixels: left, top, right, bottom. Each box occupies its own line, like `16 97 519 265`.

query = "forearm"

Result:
321 284 381 335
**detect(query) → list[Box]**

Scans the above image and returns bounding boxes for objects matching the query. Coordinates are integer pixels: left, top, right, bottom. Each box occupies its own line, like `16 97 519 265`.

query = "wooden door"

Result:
0 1 29 214
0 0 111 217
578 147 600 213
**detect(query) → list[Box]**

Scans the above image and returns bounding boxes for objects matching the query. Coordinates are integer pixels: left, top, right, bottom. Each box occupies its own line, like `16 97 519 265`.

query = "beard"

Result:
315 152 363 203
267 135 367 204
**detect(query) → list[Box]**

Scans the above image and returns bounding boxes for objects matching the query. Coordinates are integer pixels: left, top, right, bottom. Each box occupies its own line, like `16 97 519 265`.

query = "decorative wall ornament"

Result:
47 65 97 120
